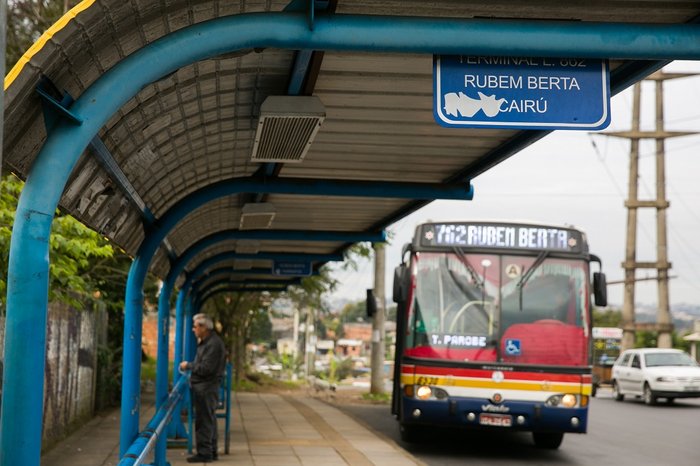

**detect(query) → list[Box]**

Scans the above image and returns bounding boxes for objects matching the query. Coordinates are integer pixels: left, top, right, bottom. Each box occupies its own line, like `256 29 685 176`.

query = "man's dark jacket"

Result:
189 332 226 385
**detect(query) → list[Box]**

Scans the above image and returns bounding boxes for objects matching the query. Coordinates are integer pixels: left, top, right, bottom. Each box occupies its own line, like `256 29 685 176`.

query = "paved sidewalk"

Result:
41 402 155 466
42 391 422 466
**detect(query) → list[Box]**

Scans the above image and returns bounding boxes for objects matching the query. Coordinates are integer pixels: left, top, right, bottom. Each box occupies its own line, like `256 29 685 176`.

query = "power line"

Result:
588 134 656 247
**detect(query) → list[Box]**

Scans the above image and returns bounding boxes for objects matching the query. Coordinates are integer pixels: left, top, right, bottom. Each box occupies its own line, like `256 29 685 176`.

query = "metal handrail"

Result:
118 373 190 466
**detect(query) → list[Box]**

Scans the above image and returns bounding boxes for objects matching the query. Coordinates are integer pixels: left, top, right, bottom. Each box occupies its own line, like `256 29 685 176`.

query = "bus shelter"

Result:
2 1 700 465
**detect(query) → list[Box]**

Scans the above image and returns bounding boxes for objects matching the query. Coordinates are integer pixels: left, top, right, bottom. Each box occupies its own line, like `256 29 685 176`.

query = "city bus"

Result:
391 221 607 449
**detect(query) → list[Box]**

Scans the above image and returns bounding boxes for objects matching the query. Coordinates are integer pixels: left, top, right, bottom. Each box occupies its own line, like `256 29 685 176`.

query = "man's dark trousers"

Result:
192 381 220 459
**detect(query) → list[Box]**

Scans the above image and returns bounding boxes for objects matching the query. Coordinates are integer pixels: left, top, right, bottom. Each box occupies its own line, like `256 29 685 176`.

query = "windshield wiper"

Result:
450 248 494 332
452 246 485 291
516 250 549 311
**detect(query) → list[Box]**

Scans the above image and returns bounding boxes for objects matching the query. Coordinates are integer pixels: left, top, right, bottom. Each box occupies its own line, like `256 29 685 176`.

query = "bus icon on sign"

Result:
505 339 521 356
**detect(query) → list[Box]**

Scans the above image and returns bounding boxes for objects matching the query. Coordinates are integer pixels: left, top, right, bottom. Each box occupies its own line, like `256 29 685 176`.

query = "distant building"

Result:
277 338 296 356
683 320 700 361
343 322 372 340
341 323 372 356
271 316 295 340
316 340 335 360
142 312 175 360
336 338 364 357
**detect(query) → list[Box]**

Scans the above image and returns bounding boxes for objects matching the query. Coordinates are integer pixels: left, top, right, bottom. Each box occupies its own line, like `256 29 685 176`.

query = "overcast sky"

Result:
329 61 700 308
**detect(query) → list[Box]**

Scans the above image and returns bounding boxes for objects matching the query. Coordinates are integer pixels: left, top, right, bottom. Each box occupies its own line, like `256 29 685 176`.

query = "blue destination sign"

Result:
273 261 312 277
433 55 610 130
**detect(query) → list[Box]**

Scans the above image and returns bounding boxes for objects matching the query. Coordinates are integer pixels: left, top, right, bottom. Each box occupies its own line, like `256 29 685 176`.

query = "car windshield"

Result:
644 352 699 367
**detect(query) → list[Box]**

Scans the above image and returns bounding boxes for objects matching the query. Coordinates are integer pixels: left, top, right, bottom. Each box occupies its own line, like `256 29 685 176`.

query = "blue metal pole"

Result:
154 276 173 465
0 183 53 466
224 363 233 454
167 289 189 440
174 290 186 382
184 295 196 366
5 11 698 465
120 256 150 456
183 294 196 454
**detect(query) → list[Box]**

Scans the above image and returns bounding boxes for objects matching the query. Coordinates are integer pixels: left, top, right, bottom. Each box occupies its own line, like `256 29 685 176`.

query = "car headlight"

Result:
655 376 676 382
545 393 581 408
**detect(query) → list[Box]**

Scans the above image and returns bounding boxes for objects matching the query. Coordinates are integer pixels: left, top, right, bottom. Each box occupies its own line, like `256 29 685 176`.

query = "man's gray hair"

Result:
193 313 214 330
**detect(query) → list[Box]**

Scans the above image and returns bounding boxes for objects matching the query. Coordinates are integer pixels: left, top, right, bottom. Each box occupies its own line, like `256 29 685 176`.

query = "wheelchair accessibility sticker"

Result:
505 339 521 356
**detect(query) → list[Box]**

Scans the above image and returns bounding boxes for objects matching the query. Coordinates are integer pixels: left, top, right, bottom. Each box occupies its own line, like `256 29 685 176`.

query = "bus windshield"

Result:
406 251 590 366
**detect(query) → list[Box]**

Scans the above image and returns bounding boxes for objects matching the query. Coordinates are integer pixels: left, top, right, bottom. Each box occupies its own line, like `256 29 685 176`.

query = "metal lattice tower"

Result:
605 72 696 350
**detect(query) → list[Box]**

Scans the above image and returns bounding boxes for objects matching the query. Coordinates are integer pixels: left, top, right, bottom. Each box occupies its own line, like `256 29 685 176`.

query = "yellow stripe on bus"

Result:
401 374 589 395
5 0 97 91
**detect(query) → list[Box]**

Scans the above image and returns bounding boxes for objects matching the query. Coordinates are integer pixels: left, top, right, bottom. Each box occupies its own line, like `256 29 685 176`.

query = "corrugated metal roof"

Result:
3 0 699 285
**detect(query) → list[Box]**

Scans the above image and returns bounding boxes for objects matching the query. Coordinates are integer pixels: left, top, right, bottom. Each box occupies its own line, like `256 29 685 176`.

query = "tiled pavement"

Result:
42 391 423 466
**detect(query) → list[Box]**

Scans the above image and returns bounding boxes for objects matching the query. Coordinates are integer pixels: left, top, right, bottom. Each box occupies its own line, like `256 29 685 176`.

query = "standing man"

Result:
180 313 227 463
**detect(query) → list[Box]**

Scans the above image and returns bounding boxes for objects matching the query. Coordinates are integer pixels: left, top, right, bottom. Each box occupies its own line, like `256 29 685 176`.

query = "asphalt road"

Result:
332 387 700 466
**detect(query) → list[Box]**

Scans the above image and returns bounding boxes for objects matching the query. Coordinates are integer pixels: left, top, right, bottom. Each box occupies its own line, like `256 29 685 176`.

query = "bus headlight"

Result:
416 385 432 400
545 393 579 408
412 385 448 400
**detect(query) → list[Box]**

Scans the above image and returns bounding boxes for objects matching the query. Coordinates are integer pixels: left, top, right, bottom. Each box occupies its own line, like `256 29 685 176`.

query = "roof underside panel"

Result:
4 0 700 283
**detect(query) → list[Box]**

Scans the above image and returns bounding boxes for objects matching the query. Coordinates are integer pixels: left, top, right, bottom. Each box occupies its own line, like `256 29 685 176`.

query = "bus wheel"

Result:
399 423 423 443
533 432 564 449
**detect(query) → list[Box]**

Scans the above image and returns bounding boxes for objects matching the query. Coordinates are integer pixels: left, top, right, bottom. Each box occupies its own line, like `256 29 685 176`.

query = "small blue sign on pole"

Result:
434 55 610 130
273 261 312 277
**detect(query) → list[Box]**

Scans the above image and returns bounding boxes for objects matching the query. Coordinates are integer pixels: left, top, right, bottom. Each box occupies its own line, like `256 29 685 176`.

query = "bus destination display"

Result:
420 222 582 252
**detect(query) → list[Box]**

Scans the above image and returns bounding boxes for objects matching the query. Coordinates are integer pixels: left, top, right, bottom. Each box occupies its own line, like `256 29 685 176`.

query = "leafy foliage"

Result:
0 174 116 309
592 306 691 351
6 1 82 70
592 307 622 328
316 356 354 383
339 300 369 324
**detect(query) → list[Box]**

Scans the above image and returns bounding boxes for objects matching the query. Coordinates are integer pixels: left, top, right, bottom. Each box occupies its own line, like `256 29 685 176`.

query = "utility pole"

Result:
604 72 696 350
370 243 386 394
292 307 299 380
304 307 315 379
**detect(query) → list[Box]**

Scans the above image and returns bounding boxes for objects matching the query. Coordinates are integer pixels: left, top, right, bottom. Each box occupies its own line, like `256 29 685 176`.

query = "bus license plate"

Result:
479 413 512 427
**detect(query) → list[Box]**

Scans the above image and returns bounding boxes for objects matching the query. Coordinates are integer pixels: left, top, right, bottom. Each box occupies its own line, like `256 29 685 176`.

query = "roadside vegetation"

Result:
593 307 692 351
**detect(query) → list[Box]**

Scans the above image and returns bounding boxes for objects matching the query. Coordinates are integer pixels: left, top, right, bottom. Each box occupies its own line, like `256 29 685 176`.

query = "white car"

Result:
611 348 700 405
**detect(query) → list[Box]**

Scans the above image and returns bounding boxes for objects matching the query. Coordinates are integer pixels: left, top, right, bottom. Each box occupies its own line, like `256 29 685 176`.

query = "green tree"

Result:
248 306 273 343
1 174 161 407
339 300 369 325
204 291 274 385
592 307 622 328
0 174 114 309
386 303 397 322
6 1 81 70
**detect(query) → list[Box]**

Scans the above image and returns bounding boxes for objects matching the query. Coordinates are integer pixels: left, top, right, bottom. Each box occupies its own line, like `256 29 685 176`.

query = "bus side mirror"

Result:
366 289 377 318
593 272 607 307
393 265 409 303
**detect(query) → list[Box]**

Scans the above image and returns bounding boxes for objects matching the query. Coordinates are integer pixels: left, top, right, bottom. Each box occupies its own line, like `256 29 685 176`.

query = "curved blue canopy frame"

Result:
3 10 700 466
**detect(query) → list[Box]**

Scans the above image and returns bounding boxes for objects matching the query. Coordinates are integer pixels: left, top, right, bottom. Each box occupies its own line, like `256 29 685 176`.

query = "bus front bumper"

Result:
401 396 588 433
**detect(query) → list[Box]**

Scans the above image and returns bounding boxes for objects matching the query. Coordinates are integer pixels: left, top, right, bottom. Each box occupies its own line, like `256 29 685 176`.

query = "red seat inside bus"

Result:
500 320 587 366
